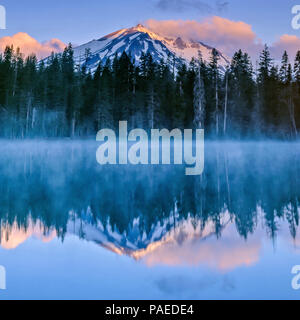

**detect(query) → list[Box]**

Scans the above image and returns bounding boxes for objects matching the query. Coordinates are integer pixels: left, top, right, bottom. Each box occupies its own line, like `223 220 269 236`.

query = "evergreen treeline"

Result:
0 43 299 139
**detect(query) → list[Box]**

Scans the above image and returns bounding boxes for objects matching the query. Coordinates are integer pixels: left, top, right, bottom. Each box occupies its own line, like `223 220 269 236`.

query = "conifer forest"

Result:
0 44 299 139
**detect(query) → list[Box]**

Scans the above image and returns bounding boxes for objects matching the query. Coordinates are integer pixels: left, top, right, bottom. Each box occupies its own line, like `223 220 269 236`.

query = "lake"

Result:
0 141 299 300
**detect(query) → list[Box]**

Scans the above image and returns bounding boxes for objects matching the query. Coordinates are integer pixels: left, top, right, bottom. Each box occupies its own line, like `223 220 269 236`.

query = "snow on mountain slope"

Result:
72 24 230 73
66 208 231 265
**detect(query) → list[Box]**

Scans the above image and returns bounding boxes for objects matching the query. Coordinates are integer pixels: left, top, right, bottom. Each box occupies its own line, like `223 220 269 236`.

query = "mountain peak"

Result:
72 24 230 73
129 24 152 34
135 23 145 29
126 24 165 42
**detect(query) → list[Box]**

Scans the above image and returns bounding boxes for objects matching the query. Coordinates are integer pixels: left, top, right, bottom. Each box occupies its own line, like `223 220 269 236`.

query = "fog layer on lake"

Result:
0 141 299 300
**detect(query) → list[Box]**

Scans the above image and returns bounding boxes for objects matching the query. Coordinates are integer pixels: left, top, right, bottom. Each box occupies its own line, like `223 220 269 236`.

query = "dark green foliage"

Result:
0 44 299 139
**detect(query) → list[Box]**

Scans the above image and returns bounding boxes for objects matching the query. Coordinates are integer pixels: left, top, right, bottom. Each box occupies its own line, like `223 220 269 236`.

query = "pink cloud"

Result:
131 218 262 271
271 34 300 61
145 17 300 61
0 32 66 59
145 17 262 58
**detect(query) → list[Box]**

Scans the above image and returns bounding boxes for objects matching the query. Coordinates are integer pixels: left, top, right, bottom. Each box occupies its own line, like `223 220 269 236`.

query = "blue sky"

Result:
0 0 298 45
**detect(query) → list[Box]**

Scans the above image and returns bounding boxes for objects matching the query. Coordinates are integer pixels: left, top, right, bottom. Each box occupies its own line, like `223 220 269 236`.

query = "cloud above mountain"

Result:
1 21 299 63
0 32 66 59
146 17 300 60
146 17 261 57
155 0 229 13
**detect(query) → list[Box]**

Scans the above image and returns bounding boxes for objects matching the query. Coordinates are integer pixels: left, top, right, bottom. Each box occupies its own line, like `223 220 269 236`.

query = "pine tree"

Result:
223 66 229 135
287 63 297 137
257 45 274 134
294 51 300 131
294 51 300 83
279 51 289 84
61 43 77 136
228 50 255 136
193 50 206 129
258 44 272 83
209 48 220 136
278 51 297 137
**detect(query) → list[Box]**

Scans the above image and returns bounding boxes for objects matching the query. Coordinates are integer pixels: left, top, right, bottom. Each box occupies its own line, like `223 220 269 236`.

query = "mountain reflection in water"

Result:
0 141 299 299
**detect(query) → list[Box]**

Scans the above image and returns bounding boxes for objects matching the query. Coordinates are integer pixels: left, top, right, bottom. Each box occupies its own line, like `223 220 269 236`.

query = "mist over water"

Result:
0 140 300 299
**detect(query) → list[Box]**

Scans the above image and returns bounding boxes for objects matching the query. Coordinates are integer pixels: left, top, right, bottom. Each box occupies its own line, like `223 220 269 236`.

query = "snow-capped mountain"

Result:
66 208 231 265
73 24 230 72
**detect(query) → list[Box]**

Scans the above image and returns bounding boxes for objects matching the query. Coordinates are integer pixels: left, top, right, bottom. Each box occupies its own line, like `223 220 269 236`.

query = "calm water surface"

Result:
0 141 300 300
